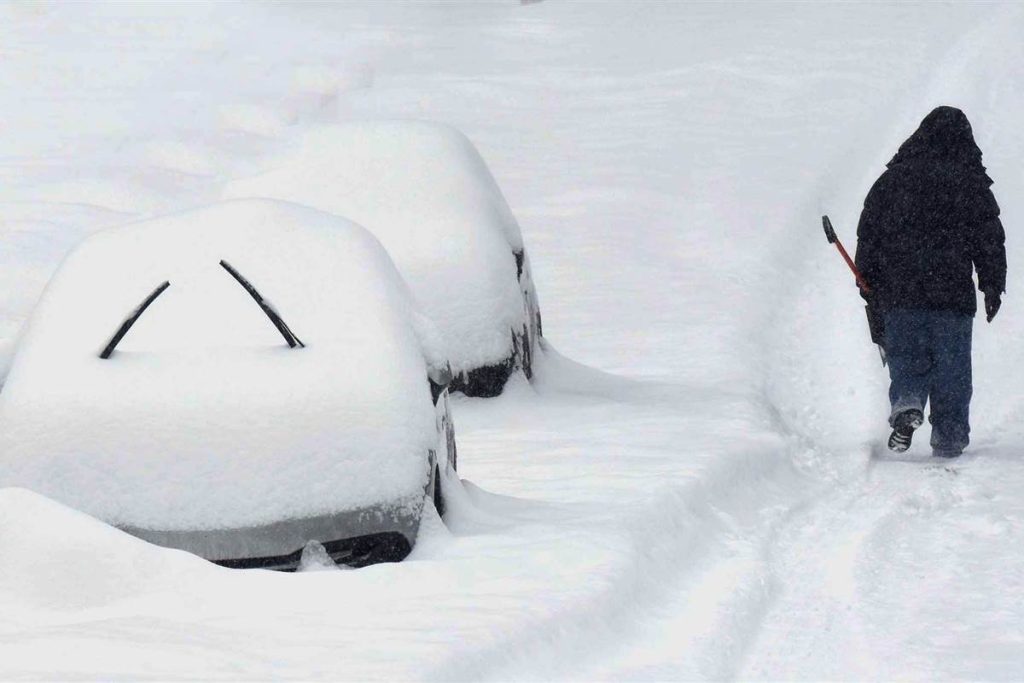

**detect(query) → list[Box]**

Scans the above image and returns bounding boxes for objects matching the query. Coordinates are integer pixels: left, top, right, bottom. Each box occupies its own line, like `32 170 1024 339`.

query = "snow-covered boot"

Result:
888 408 924 453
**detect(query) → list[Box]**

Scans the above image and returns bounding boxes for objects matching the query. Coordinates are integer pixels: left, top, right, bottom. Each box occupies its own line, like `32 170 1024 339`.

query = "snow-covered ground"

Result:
1 2 1023 680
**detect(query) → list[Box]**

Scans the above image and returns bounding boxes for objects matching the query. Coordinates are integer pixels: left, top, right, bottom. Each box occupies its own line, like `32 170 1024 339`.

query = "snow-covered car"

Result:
224 121 542 397
0 199 457 570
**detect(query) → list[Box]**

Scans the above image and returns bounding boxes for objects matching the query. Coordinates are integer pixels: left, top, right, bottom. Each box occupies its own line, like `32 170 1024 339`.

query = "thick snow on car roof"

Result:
224 121 526 373
0 199 443 531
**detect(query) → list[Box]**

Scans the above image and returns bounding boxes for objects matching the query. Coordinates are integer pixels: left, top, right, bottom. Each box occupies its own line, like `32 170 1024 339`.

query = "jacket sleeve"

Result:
855 175 887 301
971 187 1006 295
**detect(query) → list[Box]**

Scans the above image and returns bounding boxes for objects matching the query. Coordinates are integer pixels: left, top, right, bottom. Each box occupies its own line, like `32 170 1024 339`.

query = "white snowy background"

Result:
1 1 1023 680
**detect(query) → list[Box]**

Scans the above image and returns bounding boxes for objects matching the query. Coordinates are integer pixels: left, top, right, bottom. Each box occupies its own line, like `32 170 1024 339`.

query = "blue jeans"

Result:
885 309 973 455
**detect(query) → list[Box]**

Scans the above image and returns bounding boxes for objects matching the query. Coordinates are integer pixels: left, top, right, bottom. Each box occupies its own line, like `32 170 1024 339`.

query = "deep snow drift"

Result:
1 2 1023 681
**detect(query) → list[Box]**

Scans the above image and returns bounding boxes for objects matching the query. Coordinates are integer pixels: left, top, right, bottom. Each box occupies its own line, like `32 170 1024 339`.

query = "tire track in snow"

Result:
740 454 950 679
427 370 805 681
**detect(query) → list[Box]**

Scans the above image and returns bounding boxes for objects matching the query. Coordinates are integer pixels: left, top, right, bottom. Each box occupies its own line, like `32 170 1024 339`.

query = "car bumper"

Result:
121 500 423 570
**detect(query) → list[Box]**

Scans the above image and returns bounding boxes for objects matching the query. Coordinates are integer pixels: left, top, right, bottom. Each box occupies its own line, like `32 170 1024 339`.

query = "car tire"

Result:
519 324 533 380
432 463 445 518
445 408 458 472
450 433 458 472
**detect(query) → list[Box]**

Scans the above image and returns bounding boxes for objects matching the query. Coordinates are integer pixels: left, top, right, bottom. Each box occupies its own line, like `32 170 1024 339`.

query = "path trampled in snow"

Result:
1 2 1023 680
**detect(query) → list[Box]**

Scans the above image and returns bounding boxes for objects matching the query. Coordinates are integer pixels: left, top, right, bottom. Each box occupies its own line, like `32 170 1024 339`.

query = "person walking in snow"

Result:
855 106 1006 458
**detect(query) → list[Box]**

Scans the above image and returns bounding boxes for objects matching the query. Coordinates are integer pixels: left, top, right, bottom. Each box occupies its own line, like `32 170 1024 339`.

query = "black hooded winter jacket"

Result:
854 106 1006 316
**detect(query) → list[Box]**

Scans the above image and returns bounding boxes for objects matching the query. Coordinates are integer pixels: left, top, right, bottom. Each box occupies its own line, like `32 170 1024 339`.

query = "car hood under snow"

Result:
0 199 445 532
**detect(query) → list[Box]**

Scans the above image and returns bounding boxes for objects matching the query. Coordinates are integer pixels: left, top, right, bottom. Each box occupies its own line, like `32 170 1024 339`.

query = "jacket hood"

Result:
887 106 991 186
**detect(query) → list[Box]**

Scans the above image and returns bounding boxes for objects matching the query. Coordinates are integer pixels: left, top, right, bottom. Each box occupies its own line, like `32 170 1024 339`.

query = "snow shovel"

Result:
822 215 887 366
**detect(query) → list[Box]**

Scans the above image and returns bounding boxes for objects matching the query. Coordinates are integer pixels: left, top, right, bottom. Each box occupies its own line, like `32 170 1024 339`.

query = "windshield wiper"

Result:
99 281 171 359
219 260 304 349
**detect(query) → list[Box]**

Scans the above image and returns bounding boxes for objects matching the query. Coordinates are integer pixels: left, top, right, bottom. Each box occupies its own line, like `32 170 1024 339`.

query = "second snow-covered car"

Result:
0 199 457 570
225 121 542 397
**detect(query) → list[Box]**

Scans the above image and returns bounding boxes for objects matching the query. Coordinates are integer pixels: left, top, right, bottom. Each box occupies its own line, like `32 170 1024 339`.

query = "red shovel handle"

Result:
822 215 871 294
